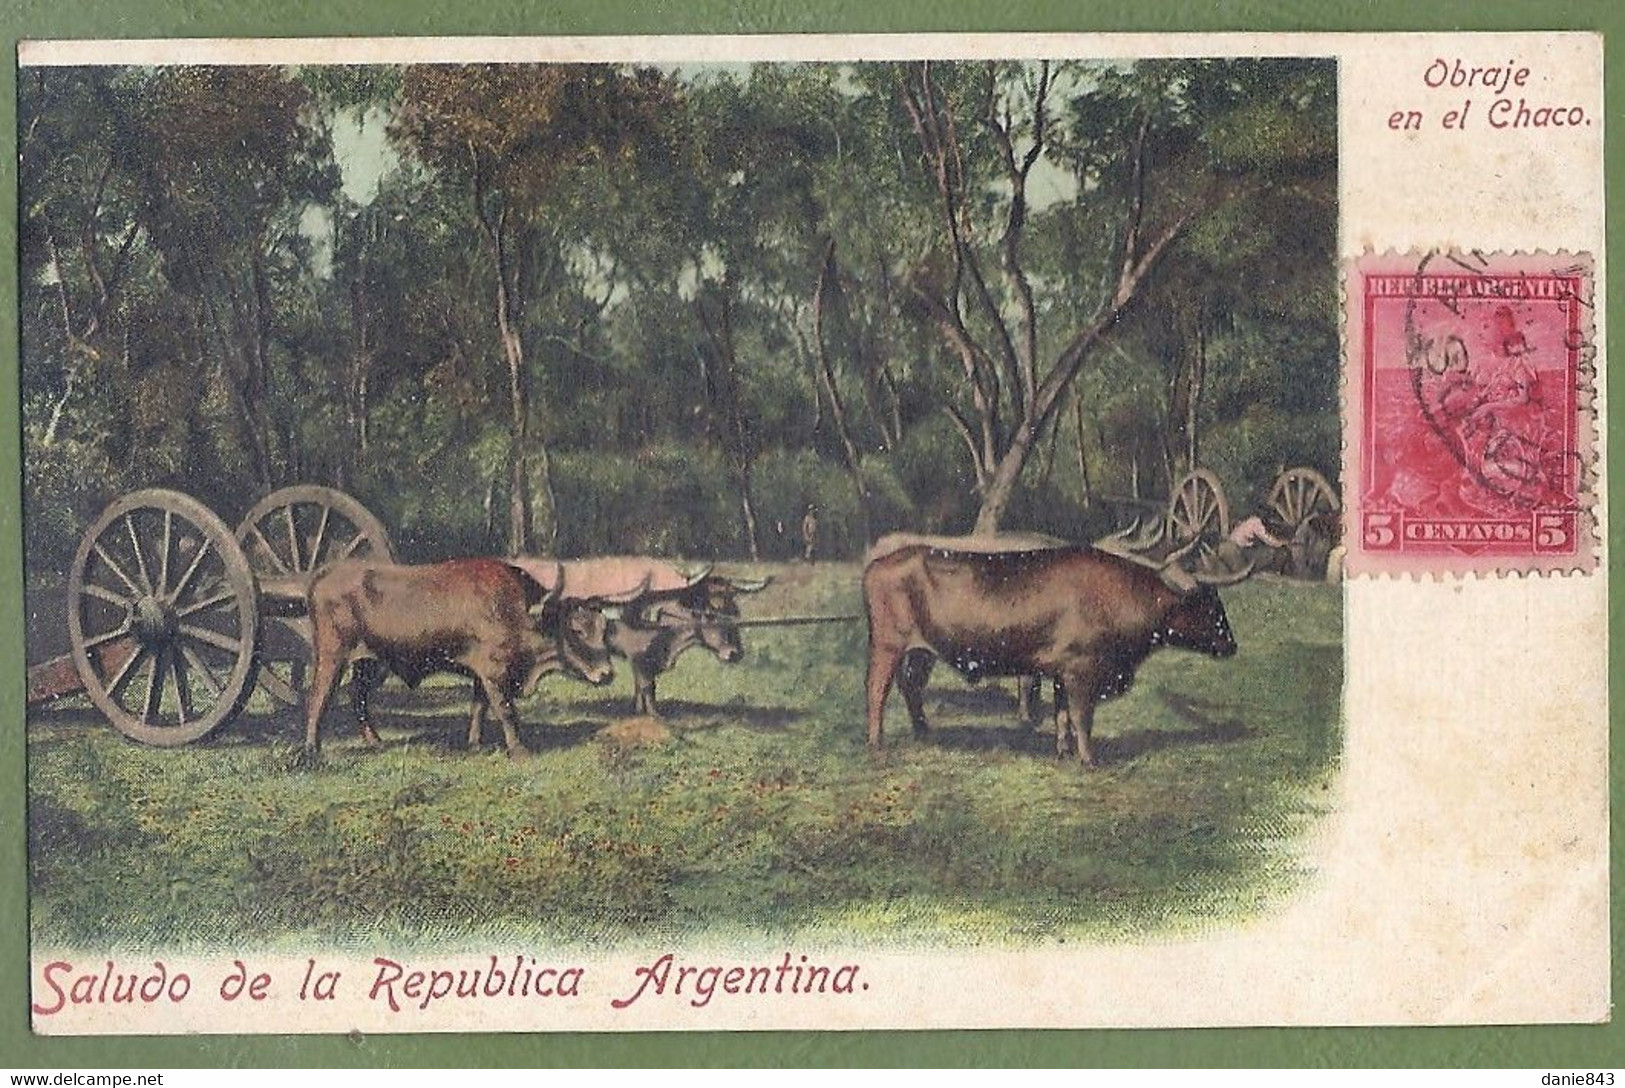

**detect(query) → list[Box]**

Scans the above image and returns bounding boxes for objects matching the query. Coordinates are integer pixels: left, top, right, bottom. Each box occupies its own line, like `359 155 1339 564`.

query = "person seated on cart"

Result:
1212 514 1290 574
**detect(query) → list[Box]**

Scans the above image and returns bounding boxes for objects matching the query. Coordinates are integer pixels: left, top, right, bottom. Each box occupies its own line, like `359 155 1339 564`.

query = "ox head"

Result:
691 573 770 663
1160 584 1239 658
528 566 651 686
628 570 772 664
1122 538 1250 659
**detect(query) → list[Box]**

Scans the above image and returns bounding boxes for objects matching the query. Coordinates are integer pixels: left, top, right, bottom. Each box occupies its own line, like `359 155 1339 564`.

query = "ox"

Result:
862 544 1247 765
302 558 639 759
509 557 769 717
866 531 1070 723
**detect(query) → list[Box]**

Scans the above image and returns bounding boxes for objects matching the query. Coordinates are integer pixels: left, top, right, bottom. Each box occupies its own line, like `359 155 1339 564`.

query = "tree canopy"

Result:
20 57 1337 568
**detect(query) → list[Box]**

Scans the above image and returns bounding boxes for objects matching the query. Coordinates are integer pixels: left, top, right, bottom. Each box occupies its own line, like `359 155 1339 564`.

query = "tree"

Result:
392 63 674 554
885 58 1333 531
124 67 337 491
18 69 145 450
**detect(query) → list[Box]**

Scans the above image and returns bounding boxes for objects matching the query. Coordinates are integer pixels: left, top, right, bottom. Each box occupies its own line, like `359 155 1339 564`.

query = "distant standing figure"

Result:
801 504 820 562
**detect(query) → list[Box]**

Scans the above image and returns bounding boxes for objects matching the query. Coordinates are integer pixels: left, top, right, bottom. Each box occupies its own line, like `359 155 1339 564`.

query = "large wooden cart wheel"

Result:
1167 468 1231 563
236 485 395 706
1268 467 1341 536
68 489 259 747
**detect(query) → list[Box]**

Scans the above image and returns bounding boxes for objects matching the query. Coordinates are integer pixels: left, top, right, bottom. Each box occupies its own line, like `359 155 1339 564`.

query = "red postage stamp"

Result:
1346 252 1597 575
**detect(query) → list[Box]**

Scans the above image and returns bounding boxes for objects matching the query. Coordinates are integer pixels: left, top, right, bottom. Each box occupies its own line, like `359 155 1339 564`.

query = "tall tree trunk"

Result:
1187 322 1206 471
1072 392 1092 508
493 227 532 556
813 241 874 545
249 254 277 490
528 442 560 552
972 422 1042 533
738 463 761 562
472 161 552 557
694 279 760 560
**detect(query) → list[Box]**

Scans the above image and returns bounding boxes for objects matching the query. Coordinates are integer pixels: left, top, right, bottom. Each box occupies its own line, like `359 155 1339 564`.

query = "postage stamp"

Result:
1346 251 1597 575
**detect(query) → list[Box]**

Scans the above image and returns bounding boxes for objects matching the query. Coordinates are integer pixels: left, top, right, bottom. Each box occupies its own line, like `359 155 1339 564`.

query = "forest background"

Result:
19 57 1336 568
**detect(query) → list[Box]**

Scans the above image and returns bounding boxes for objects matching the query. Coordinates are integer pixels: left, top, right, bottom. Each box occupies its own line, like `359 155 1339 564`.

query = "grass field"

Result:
27 562 1342 951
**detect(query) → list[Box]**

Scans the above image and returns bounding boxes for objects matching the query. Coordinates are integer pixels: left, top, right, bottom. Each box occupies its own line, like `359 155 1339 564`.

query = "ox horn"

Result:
1158 535 1202 568
680 562 714 587
1097 515 1143 545
592 572 653 606
1102 533 1197 572
727 575 772 593
527 562 566 617
1150 537 1205 594
1136 514 1172 549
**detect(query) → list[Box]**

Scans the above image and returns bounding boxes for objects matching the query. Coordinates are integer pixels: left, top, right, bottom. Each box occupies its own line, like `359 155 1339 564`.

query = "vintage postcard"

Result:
17 32 1605 1035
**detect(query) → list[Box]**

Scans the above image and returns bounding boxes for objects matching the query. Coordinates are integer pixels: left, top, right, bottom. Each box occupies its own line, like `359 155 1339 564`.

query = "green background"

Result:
1 0 1618 1068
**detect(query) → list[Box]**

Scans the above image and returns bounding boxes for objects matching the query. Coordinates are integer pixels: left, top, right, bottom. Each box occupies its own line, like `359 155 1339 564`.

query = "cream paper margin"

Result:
22 31 1608 1033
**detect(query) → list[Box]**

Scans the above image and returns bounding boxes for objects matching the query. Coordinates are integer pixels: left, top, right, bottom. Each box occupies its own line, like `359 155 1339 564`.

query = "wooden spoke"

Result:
105 642 149 699
246 523 291 575
339 533 368 559
178 643 223 700
168 536 214 604
92 541 142 597
80 581 130 608
157 509 173 598
83 622 132 650
124 513 153 594
140 650 164 726
175 588 237 619
171 651 192 727
309 503 332 567
284 502 302 573
178 623 243 656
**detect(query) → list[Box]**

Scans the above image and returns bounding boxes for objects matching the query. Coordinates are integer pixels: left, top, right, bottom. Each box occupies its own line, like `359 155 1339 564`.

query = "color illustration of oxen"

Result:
509 557 770 717
862 543 1249 765
303 558 641 759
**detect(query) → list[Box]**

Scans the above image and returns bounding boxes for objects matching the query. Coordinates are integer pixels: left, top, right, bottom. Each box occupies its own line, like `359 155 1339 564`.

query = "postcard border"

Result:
3 0 1622 1070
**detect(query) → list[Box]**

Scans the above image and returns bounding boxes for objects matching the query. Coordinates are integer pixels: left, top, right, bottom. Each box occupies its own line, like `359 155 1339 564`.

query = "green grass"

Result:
27 562 1342 951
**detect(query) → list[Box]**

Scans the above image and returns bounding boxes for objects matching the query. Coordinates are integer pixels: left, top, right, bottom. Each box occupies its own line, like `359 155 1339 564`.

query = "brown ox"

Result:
862 545 1245 765
303 558 635 759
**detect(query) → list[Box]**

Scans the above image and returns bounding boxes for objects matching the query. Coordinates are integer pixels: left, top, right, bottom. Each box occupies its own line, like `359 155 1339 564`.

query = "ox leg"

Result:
478 672 530 761
1017 676 1041 728
633 665 657 717
865 643 906 748
1053 683 1070 757
302 629 349 758
1061 669 1100 768
897 649 935 737
466 678 488 750
350 659 386 747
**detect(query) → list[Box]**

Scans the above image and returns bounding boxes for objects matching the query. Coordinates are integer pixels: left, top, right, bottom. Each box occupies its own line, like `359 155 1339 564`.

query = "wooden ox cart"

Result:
26 485 393 746
1098 465 1341 576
